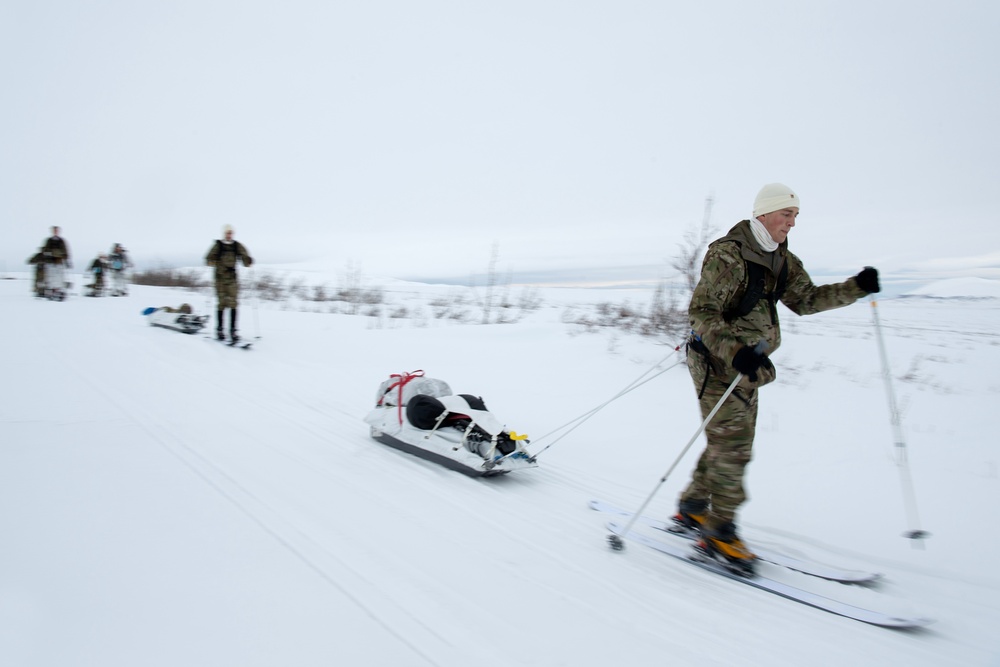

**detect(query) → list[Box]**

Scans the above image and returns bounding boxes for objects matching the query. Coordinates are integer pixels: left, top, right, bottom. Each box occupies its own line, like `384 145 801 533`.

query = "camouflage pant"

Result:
214 272 240 309
680 346 758 527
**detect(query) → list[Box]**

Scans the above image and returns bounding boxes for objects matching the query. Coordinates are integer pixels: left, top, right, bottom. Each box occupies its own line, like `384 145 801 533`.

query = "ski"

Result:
606 521 930 629
590 499 880 584
205 335 255 350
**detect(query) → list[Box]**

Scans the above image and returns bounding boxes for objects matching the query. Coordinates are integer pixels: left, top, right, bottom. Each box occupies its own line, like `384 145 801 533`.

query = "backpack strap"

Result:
723 250 787 324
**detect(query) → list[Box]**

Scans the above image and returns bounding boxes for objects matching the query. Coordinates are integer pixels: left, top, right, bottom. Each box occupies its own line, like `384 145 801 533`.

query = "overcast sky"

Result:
2 1 998 286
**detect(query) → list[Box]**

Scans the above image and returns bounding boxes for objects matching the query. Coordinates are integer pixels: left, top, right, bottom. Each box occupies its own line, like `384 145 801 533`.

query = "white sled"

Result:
363 371 537 477
143 305 208 334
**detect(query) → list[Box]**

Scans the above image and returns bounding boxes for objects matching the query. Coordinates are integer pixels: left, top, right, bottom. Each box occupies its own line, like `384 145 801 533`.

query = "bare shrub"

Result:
672 195 718 295
638 283 688 338
564 281 687 341
251 272 286 301
312 284 329 301
361 287 384 305
287 276 308 300
430 291 471 321
411 306 430 328
470 242 541 324
132 268 207 289
516 286 543 312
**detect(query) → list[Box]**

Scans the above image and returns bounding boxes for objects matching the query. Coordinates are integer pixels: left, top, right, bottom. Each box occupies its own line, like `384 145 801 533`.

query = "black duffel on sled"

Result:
364 370 537 477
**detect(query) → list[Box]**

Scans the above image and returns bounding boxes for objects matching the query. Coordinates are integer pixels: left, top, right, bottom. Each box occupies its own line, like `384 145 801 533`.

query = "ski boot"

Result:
695 520 757 577
669 498 708 536
216 327 226 341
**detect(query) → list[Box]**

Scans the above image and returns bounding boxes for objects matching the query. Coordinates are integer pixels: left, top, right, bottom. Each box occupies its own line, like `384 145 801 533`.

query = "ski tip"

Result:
883 616 935 630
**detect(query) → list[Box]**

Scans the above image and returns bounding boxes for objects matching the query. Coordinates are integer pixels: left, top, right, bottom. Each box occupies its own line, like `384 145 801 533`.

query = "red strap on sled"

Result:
378 370 425 424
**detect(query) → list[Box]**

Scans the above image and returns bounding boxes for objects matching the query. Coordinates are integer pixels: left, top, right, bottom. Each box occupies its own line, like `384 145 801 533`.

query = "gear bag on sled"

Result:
364 370 537 477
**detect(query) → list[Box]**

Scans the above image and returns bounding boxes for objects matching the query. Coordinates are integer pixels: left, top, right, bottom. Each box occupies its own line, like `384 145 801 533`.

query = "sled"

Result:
143 305 209 334
363 371 537 477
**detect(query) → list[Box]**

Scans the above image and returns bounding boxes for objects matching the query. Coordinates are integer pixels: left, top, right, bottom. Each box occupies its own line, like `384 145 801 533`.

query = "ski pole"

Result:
250 266 261 340
608 370 745 552
531 346 685 457
870 296 929 545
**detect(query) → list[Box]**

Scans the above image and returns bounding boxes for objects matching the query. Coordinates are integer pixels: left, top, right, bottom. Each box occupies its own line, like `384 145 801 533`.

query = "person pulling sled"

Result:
108 243 132 296
674 183 882 576
86 254 108 297
205 225 253 343
39 226 71 300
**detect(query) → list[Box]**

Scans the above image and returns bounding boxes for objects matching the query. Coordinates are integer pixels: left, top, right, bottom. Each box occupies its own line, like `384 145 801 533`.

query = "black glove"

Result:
732 345 770 382
855 266 880 294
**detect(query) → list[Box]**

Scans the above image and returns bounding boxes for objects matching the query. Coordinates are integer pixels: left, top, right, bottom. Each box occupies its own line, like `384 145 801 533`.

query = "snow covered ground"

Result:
1 271 998 666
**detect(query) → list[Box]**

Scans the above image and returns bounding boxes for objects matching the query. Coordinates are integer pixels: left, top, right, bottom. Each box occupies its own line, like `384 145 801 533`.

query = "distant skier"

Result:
40 226 71 300
205 225 253 342
27 250 46 296
87 254 108 296
675 183 881 574
108 243 132 296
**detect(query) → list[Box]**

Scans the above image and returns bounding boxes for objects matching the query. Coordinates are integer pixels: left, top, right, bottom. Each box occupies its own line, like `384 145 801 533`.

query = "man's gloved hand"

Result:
732 345 771 382
855 266 880 294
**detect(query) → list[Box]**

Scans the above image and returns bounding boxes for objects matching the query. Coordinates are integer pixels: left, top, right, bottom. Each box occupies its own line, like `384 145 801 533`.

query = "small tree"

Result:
481 241 499 324
671 194 717 296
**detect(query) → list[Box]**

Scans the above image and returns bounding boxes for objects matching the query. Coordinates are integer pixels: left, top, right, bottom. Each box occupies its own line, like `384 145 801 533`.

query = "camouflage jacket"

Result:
206 240 253 276
41 236 69 263
689 220 866 383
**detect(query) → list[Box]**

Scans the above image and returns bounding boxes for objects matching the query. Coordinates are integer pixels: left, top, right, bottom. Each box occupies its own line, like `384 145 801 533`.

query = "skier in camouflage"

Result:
40 226 71 300
675 183 881 573
205 225 253 342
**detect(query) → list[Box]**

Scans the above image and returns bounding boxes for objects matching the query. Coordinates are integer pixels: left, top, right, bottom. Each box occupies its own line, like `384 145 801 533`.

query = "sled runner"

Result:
143 305 209 334
363 371 537 477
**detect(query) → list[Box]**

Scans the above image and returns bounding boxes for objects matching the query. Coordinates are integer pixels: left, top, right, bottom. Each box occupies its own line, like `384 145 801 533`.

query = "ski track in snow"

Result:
2 277 999 666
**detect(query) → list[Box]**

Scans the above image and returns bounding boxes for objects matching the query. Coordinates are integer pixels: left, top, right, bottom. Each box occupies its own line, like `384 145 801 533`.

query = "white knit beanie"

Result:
223 224 234 235
753 183 800 218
